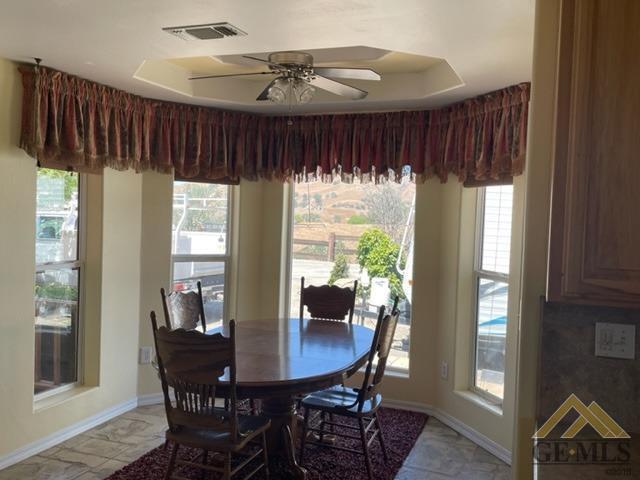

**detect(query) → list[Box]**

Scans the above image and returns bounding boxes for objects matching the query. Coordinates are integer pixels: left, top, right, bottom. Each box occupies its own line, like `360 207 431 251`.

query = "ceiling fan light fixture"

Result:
267 77 288 103
294 79 315 104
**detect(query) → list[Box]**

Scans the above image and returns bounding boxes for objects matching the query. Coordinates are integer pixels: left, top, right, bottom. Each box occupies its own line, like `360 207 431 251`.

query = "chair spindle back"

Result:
151 311 238 441
356 297 400 411
299 276 358 323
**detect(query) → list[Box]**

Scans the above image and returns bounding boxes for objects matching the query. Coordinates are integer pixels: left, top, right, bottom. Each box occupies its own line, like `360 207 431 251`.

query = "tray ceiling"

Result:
0 0 534 114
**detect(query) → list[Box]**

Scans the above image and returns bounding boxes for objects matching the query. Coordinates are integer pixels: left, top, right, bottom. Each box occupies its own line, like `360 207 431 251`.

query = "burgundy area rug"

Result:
107 408 427 480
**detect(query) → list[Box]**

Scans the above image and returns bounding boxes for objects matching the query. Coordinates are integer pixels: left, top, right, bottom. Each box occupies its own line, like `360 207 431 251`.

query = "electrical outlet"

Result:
139 346 153 365
440 360 448 380
595 323 635 359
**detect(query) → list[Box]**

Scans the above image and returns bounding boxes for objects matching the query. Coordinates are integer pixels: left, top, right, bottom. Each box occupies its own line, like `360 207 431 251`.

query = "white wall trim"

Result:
0 397 138 471
137 392 165 406
382 398 512 465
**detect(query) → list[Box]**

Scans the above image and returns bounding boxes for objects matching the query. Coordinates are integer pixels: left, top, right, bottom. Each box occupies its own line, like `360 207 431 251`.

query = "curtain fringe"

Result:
18 65 530 186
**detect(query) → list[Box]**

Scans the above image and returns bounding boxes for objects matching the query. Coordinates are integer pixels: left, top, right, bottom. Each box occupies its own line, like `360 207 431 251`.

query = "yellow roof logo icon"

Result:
534 394 630 439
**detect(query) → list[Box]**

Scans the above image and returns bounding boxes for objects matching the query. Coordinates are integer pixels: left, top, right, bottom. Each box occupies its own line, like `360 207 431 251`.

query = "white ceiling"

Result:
0 0 535 114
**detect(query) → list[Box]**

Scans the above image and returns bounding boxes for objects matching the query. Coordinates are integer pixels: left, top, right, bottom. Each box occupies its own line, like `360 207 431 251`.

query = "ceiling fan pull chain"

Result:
287 77 294 125
288 78 293 113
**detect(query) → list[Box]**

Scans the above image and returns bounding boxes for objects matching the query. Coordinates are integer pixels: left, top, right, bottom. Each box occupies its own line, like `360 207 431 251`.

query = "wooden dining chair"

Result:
297 277 358 410
161 281 207 332
299 302 400 480
299 276 358 323
151 312 270 480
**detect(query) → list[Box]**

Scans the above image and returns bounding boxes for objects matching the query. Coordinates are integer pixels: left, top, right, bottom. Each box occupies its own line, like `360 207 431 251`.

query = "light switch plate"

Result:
139 346 153 365
595 323 635 359
440 360 448 380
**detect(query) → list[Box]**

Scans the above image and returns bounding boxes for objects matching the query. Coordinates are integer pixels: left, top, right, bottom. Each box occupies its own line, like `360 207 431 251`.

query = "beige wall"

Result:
512 0 559 478
137 171 173 397
231 181 264 322
0 58 142 459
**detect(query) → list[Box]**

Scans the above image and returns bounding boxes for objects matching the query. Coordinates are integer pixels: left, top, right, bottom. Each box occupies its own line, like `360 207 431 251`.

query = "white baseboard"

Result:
0 397 138 471
137 392 164 406
382 398 512 465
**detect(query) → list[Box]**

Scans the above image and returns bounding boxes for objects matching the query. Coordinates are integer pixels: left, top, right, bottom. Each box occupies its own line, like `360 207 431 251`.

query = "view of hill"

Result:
292 178 415 263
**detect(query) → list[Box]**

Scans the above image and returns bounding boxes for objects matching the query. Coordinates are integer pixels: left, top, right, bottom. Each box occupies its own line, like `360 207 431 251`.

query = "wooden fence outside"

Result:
292 233 360 261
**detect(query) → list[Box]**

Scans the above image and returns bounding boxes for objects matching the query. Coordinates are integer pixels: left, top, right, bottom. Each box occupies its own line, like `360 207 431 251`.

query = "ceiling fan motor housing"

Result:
268 51 315 80
268 51 313 67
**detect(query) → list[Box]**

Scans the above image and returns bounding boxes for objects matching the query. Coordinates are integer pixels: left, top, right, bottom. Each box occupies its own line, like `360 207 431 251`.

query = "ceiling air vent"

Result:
163 22 247 41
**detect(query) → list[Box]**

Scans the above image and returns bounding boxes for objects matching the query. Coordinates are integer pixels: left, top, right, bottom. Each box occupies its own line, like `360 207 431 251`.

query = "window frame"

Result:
34 171 86 400
470 186 511 406
283 184 295 320
170 181 233 327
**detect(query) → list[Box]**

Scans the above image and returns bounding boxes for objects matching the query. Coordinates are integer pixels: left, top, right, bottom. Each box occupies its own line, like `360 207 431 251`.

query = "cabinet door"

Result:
548 0 640 307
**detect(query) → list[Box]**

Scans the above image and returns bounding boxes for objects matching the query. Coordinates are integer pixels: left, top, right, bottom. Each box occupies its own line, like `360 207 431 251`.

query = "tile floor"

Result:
395 417 511 479
0 405 510 479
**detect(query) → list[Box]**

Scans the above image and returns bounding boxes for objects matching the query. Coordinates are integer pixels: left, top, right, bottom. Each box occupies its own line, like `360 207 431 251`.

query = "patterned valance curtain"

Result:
19 65 530 184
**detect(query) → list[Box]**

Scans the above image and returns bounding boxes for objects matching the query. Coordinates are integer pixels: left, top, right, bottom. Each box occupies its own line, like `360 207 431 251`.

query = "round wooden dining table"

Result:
210 317 374 479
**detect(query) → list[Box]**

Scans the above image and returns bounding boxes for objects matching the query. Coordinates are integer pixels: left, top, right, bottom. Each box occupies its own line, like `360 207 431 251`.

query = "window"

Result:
35 169 82 396
472 185 513 403
288 171 415 371
172 181 231 330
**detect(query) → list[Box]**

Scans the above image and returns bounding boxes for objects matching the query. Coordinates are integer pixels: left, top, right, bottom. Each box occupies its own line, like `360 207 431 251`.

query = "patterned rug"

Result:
106 407 427 480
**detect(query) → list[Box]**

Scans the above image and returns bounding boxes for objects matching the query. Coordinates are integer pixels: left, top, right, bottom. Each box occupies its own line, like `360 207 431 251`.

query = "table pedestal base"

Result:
261 396 307 479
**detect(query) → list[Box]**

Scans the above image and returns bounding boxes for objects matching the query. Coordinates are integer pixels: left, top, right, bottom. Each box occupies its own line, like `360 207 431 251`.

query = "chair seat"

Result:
301 385 381 415
166 415 271 452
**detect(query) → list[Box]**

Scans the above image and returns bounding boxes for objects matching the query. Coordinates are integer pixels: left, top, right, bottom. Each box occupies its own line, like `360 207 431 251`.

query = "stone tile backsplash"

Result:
538 300 640 434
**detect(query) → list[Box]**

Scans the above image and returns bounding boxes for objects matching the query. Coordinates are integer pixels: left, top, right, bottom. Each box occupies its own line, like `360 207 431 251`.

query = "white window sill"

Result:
34 385 95 413
384 367 410 378
454 389 503 417
353 365 409 383
357 364 409 378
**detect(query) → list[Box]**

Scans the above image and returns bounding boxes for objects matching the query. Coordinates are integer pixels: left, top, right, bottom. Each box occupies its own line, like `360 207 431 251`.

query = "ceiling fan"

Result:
188 51 381 104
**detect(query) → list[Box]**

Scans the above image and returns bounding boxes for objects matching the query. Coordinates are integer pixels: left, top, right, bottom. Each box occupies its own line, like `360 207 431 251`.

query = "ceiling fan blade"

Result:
313 67 381 81
256 79 279 101
189 71 275 80
309 75 368 100
242 55 285 70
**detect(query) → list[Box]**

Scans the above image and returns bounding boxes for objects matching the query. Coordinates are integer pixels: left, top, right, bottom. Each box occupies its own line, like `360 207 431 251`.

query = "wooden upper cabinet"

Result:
548 0 640 307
